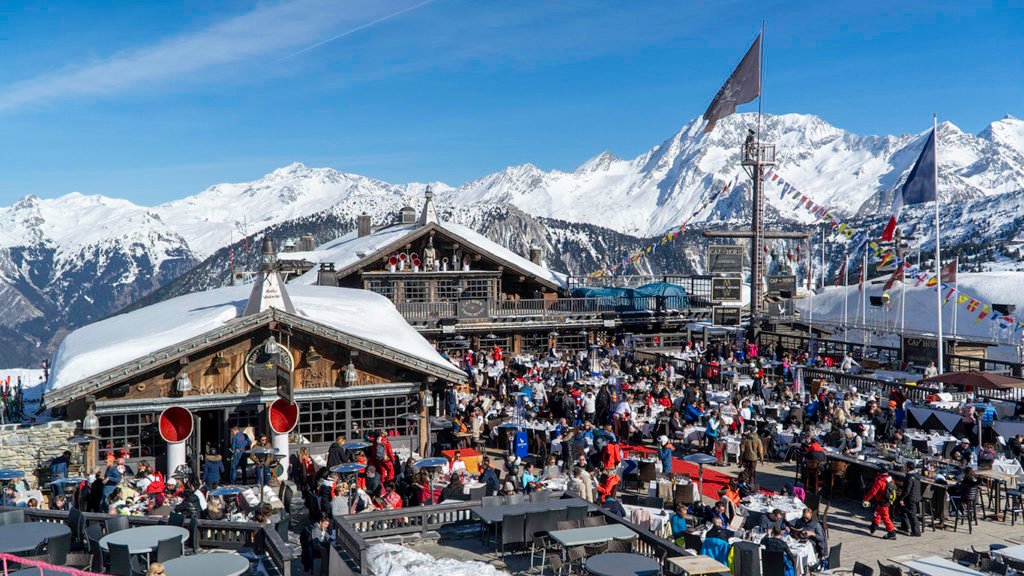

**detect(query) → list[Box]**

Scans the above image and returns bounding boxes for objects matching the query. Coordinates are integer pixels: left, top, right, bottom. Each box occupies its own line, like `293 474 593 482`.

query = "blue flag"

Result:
902 128 937 205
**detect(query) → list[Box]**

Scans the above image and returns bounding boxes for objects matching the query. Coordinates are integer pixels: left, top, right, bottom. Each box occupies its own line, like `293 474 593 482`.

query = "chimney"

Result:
300 234 316 252
357 213 372 238
529 245 543 265
231 266 245 286
317 263 338 286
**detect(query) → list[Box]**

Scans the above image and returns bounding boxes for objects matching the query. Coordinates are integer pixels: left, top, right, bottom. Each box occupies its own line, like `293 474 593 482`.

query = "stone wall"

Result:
0 420 78 488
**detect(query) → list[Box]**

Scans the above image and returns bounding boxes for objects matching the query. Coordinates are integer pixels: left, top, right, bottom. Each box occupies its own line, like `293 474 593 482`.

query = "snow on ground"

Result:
47 284 459 392
365 543 509 576
796 271 1024 345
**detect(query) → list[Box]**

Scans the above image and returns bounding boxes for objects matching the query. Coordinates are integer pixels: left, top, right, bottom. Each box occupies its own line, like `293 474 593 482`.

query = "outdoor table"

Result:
0 522 71 554
899 556 986 576
99 525 191 554
667 555 730 575
471 497 590 524
585 552 660 576
741 494 805 523
620 504 670 538
163 552 250 576
977 469 1015 519
549 523 636 547
992 544 1024 563
684 453 717 500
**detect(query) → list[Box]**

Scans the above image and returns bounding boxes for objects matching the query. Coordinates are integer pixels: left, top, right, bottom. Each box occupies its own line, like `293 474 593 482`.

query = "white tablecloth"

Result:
741 495 805 522
993 458 1024 481
621 504 671 538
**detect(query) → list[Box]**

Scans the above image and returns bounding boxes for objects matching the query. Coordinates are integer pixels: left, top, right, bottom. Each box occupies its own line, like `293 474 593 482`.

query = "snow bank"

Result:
47 284 457 393
795 271 1024 344
365 543 510 576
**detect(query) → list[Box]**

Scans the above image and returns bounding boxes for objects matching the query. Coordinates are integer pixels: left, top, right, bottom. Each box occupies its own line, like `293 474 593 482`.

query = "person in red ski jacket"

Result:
862 466 897 539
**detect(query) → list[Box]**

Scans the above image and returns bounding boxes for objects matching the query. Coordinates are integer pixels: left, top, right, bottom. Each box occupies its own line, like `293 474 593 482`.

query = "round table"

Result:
0 522 71 554
585 552 660 576
163 552 250 576
10 568 68 576
99 525 190 554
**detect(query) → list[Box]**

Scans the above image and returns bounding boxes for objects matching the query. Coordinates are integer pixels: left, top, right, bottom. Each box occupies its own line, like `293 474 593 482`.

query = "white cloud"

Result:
0 0 429 113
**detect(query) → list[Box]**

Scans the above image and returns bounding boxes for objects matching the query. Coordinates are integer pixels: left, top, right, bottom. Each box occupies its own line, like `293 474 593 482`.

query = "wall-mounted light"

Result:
265 334 279 355
82 403 99 431
176 371 192 393
345 361 358 384
306 346 322 365
213 354 230 370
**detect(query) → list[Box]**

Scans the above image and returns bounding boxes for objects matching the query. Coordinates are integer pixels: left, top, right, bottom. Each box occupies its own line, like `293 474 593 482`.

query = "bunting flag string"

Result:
586 175 740 278
766 169 1024 336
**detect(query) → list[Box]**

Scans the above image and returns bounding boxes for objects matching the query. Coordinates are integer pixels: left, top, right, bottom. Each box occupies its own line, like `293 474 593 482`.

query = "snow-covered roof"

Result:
47 284 463 395
284 220 567 289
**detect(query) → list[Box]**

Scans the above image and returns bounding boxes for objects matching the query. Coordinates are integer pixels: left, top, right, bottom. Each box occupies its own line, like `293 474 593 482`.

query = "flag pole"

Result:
952 255 959 337
933 114 944 374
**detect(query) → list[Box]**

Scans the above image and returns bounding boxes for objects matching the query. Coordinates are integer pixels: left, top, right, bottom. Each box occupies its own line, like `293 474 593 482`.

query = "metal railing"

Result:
0 507 295 576
800 366 942 403
395 296 707 322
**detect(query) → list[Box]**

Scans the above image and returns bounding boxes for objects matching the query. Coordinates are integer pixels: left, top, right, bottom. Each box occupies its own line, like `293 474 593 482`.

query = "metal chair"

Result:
108 542 134 576
638 461 658 486
87 525 105 573
567 546 588 574
530 491 551 504
544 551 568 576
584 542 608 557
507 493 525 506
682 533 703 552
606 540 631 553
952 549 979 568
500 513 527 557
482 495 503 507
155 535 184 563
951 487 980 534
277 512 291 542
105 515 129 535
169 511 186 526
525 510 552 569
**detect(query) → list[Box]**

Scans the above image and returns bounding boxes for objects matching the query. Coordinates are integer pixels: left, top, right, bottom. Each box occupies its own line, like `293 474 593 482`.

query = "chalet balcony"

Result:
394 295 708 324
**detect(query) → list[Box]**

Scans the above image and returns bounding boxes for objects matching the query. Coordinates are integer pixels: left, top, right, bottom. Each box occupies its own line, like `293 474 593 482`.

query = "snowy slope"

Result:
366 543 510 576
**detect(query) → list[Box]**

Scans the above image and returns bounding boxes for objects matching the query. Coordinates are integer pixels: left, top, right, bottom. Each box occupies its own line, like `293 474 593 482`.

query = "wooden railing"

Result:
0 507 295 576
800 366 943 402
332 499 689 574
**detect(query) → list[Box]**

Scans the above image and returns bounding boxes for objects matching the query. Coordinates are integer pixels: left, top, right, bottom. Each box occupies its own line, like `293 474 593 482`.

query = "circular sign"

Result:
243 345 294 391
268 398 299 434
159 406 194 443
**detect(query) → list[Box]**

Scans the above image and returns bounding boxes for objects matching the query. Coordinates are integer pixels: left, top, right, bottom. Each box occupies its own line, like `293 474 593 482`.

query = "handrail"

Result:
0 507 292 575
333 516 369 574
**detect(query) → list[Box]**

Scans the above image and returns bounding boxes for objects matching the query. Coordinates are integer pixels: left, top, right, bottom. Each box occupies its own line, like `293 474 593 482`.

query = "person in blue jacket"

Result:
229 426 251 484
684 401 704 424
203 447 225 490
669 502 690 547
657 436 675 477
479 457 500 496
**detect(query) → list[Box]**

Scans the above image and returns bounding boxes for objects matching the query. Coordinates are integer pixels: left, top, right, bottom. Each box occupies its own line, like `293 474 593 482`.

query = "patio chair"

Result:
556 520 579 531
852 561 874 576
566 504 588 521
606 540 631 553
761 550 787 576
155 535 184 563
952 549 979 568
507 493 525 505
481 495 503 507
105 515 129 534
530 491 551 504
877 561 902 576
108 543 134 576
86 524 104 572
583 516 606 527
827 543 842 570
500 513 527 557
950 487 980 534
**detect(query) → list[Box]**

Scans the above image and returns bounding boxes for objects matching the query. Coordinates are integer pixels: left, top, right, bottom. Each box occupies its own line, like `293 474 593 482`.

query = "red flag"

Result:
883 267 904 291
834 261 847 287
939 259 957 283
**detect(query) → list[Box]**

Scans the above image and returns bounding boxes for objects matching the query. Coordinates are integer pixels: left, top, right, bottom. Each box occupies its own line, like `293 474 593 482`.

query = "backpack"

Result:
884 481 898 506
375 444 386 462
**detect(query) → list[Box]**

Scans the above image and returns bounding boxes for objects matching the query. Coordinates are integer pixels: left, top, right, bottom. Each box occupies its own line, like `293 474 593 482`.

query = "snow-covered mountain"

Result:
447 113 1024 235
1 112 1023 367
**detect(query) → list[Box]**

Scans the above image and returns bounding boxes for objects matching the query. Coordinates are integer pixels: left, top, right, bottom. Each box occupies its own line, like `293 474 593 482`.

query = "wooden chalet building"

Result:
278 188 709 356
44 237 467 473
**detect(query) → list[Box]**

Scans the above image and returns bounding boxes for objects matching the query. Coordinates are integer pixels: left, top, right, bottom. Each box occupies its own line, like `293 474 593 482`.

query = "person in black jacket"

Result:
761 526 797 567
899 462 923 537
479 457 501 496
326 436 347 469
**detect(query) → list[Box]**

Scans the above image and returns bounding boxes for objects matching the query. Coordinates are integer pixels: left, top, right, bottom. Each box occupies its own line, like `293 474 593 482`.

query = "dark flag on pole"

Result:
881 128 937 240
703 34 761 134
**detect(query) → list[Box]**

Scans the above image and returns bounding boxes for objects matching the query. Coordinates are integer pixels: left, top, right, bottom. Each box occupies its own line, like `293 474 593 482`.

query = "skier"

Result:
862 466 898 540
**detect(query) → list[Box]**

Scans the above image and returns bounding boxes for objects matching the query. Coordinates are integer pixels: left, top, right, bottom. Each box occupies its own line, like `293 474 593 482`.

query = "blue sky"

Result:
0 0 1020 205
